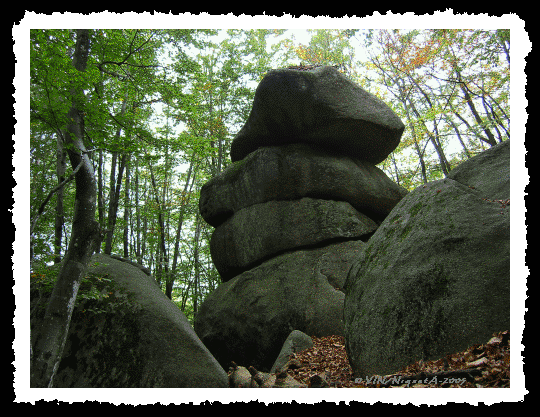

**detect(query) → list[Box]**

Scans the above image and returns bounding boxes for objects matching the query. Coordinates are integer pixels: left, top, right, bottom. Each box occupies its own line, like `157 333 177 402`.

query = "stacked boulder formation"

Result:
194 66 408 372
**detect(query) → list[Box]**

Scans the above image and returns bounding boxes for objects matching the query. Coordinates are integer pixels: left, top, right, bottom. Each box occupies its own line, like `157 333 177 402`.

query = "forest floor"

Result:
283 330 510 388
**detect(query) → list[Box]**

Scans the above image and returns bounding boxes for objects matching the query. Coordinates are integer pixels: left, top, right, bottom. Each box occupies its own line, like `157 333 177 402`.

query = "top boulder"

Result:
230 66 405 164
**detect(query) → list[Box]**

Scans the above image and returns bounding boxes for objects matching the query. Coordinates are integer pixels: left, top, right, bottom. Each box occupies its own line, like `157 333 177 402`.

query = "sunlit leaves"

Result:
361 29 509 189
288 29 356 74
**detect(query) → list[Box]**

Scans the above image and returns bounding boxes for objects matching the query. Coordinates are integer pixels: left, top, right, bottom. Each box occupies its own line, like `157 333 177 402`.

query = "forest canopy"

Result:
29 28 510 321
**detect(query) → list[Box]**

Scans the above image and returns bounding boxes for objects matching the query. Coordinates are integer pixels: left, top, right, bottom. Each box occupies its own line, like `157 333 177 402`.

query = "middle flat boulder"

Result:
200 143 409 228
230 66 405 164
210 197 378 281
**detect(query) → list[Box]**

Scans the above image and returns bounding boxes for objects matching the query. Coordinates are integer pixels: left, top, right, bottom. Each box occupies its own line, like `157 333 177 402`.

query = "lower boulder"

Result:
344 156 510 378
194 239 364 372
31 253 228 387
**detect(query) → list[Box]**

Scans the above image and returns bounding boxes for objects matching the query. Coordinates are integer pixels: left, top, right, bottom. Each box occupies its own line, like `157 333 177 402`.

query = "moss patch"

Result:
30 260 135 317
31 260 146 387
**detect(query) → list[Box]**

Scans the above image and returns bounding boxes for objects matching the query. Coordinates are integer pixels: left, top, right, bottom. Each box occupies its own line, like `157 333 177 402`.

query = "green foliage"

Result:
30 263 121 315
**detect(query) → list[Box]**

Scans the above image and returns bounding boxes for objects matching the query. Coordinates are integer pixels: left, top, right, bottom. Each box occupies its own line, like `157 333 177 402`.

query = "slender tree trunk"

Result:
104 95 129 254
400 98 429 185
54 136 67 264
134 160 143 264
167 154 197 299
405 76 451 176
104 153 127 254
459 81 497 147
192 215 201 314
104 152 117 253
141 216 148 265
31 29 100 388
444 114 472 160
96 149 105 253
123 154 131 258
148 160 169 295
444 43 498 147
496 30 510 65
390 155 402 186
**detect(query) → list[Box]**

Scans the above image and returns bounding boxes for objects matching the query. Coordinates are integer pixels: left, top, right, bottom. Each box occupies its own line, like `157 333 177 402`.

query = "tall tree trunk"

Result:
148 160 169 295
96 149 105 253
134 159 143 264
123 154 131 258
459 81 497 147
141 215 148 265
104 152 117 253
444 42 498 147
167 154 197 299
104 95 129 254
444 114 472 160
104 153 127 254
400 97 429 185
192 215 201 314
54 136 67 264
406 76 451 176
31 29 100 388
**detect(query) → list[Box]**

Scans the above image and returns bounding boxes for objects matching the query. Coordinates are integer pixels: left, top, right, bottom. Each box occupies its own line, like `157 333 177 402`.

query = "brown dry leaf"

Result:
284 330 510 388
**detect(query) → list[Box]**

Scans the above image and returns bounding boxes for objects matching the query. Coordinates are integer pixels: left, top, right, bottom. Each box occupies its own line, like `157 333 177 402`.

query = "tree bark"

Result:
104 152 127 254
192 214 201 313
54 136 67 263
167 154 197 299
123 154 131 258
104 95 129 254
30 29 100 388
134 159 143 264
459 81 497 147
444 43 498 147
96 149 105 253
148 159 170 295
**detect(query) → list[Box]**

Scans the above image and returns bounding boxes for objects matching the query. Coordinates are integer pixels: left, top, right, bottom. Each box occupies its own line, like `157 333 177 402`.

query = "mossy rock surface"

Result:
344 160 510 378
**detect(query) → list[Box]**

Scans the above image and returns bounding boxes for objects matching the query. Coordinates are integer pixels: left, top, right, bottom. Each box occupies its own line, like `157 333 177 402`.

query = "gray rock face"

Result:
230 66 405 164
194 240 364 372
200 143 409 228
210 197 377 281
109 253 152 276
447 139 510 200
343 142 510 378
270 330 313 374
31 254 228 388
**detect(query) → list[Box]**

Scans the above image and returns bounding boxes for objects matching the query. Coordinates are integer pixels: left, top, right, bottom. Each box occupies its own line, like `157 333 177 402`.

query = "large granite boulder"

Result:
343 140 510 378
210 197 377 281
194 239 364 372
200 143 409 228
31 254 228 387
230 66 405 164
